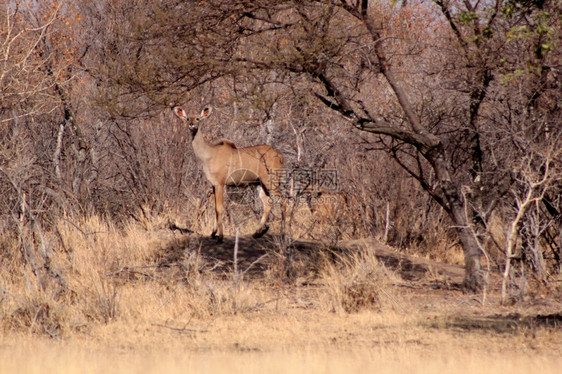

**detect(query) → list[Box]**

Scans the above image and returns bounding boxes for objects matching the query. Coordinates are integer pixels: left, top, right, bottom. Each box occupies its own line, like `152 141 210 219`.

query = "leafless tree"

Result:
79 0 561 292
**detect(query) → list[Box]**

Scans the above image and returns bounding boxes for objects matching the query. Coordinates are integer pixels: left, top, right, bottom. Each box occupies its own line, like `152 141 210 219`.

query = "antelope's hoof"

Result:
253 225 269 239
210 232 223 243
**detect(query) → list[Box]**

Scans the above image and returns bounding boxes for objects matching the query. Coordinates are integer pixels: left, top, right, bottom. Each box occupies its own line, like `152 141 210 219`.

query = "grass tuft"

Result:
320 246 390 313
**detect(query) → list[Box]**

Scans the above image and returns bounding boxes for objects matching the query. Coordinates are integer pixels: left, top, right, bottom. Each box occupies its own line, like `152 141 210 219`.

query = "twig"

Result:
106 264 171 277
383 201 390 243
233 228 239 281
151 323 208 335
379 286 406 313
241 253 270 276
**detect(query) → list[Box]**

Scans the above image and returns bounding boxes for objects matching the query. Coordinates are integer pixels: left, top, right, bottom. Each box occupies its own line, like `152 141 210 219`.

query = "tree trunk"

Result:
456 214 486 291
433 154 487 291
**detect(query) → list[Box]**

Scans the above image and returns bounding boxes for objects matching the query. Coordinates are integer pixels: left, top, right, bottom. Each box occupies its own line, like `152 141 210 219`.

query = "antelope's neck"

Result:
191 128 214 161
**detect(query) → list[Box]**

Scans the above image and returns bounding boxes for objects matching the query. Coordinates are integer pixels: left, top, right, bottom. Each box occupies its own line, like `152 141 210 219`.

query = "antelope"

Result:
306 190 357 239
173 106 285 241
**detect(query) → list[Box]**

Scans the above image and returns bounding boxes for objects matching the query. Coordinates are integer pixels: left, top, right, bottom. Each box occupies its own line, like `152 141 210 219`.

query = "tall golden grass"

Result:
1 212 388 336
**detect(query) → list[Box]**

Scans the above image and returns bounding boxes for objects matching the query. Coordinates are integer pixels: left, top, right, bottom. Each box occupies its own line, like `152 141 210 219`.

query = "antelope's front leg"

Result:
211 185 225 242
210 186 218 237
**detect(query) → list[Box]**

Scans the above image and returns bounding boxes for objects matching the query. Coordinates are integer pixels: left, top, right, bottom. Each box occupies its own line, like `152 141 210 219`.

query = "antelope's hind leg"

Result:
253 185 272 238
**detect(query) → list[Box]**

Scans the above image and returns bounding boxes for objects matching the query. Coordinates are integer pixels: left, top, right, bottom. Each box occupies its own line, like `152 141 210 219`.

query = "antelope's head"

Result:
173 106 212 135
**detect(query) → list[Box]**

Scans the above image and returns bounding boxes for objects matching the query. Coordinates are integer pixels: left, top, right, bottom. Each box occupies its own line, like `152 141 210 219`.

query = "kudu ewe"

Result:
173 106 285 241
306 190 357 239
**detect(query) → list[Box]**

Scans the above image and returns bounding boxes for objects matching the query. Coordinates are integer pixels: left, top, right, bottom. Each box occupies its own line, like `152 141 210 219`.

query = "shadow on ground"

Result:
156 231 466 284
428 313 562 333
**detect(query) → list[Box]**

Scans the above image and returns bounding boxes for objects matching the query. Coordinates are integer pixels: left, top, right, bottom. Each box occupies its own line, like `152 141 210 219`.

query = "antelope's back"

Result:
244 144 284 169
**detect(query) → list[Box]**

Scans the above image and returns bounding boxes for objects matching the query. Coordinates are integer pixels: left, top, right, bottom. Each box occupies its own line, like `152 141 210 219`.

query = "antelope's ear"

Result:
200 106 212 119
173 107 186 119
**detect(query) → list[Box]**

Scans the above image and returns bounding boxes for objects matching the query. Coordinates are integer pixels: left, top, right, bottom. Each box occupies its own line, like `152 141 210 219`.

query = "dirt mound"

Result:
142 230 560 317
157 231 465 283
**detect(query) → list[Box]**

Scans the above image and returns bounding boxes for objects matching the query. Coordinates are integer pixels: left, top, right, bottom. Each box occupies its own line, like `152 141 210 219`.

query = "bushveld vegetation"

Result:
0 0 561 370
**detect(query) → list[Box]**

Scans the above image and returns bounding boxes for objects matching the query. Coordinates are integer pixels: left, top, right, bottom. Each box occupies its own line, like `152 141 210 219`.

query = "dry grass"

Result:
318 248 392 313
1 308 560 374
1 333 560 374
1 214 560 373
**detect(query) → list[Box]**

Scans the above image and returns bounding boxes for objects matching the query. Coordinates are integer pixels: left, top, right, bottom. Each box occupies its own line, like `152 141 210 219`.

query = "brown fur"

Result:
173 106 284 241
